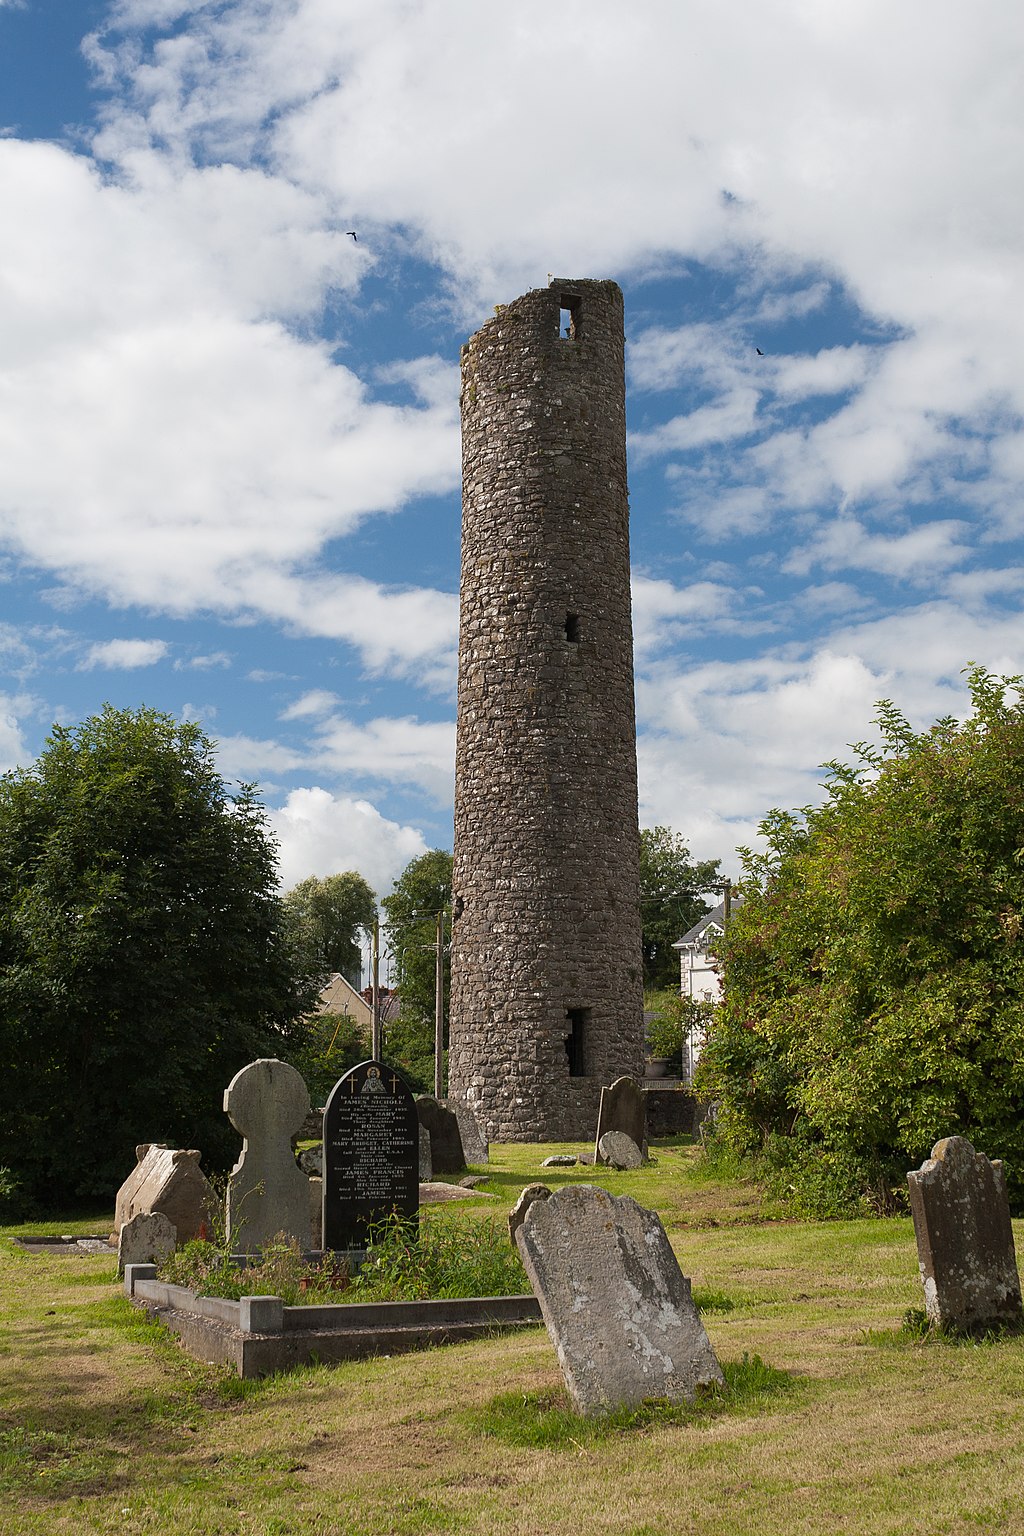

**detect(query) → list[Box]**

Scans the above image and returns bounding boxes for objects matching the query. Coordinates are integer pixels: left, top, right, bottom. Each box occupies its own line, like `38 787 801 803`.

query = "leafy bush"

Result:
645 990 715 1068
352 1210 527 1301
697 668 1024 1214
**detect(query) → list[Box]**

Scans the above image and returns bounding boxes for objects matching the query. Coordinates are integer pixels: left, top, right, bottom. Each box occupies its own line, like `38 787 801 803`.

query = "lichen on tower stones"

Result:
447 278 644 1141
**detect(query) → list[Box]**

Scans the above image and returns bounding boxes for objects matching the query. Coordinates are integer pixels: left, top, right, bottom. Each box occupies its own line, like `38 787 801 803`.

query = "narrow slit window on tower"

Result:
558 294 580 341
565 1007 590 1077
565 612 580 643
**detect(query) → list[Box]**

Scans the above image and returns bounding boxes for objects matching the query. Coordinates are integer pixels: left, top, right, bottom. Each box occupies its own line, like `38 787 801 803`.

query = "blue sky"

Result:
2 0 1023 904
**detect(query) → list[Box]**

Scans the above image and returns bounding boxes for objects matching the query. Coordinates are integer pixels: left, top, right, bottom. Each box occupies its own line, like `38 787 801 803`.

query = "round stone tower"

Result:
448 277 644 1141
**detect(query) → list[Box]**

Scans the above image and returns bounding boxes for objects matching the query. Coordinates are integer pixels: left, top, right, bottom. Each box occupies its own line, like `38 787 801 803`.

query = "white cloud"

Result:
0 691 31 772
79 637 169 669
268 786 427 895
279 689 342 721
783 518 972 582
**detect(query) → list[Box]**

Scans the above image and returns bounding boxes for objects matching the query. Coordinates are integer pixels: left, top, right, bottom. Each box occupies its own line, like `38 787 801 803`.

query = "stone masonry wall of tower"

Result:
447 278 644 1141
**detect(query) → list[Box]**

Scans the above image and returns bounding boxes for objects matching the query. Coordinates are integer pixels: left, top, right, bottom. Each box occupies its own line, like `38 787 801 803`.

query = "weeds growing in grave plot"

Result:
351 1210 528 1300
160 1233 348 1304
469 1353 795 1448
866 1305 1024 1348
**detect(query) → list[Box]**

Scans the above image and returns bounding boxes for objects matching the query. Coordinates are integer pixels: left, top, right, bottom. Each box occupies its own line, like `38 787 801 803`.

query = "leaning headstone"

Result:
114 1144 215 1243
419 1124 433 1181
224 1059 312 1253
322 1060 419 1252
415 1097 466 1174
508 1183 551 1244
598 1131 644 1170
907 1136 1023 1331
515 1185 723 1416
447 1101 489 1164
117 1211 176 1276
595 1076 647 1162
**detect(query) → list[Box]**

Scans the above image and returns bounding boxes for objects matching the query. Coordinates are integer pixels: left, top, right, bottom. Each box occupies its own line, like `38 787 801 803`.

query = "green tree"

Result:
381 849 451 1088
0 706 317 1206
697 667 1024 1213
281 871 377 988
639 826 720 989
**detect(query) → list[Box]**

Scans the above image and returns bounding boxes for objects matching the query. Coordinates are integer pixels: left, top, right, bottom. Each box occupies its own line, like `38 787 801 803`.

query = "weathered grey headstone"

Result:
224 1059 312 1253
515 1185 723 1415
598 1131 643 1170
415 1097 466 1174
907 1135 1023 1331
297 1144 323 1177
508 1183 551 1244
117 1210 176 1276
114 1144 215 1243
308 1176 323 1250
323 1060 418 1251
419 1123 433 1181
542 1155 578 1167
595 1076 647 1162
446 1100 489 1164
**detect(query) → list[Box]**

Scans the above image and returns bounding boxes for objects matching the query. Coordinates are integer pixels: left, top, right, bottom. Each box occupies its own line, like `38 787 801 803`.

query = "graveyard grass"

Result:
4 1142 1024 1535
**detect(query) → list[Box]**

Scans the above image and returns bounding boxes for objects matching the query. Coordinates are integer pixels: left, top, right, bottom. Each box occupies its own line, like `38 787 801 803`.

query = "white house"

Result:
672 896 742 1082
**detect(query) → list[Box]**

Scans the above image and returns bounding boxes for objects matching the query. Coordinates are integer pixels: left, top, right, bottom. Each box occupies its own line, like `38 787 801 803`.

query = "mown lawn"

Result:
3 1141 1024 1535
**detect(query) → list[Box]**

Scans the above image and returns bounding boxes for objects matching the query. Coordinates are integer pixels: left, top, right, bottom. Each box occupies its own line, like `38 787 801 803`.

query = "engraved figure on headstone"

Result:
907 1135 1023 1332
322 1059 419 1253
223 1058 312 1253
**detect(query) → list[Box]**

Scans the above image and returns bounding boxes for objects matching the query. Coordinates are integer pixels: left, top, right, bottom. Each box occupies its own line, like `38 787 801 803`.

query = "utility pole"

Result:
371 918 382 1060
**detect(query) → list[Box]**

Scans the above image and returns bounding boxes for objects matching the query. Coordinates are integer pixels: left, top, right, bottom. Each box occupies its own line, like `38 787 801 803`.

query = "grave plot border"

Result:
124 1265 541 1378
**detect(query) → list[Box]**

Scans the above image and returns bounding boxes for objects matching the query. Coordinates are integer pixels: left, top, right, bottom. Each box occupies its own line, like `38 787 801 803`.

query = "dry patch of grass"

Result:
4 1148 1024 1534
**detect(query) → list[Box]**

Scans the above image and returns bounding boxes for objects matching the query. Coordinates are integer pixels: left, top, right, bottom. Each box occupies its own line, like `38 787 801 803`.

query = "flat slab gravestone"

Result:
594 1075 647 1162
117 1210 176 1276
224 1059 312 1253
114 1144 215 1243
907 1135 1023 1331
416 1097 467 1174
598 1131 644 1170
515 1184 723 1415
323 1060 419 1252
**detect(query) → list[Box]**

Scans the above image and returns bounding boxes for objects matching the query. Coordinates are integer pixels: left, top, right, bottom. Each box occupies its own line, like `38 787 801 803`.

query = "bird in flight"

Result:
346 231 358 242
755 347 764 356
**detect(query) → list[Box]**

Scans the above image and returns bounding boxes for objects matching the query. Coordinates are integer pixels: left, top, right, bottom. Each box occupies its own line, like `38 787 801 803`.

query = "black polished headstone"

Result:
322 1060 418 1252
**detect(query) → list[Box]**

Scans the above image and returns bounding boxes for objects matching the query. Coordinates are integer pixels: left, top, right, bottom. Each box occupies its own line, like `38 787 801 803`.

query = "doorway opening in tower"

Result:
565 612 580 643
558 294 580 341
565 1007 590 1076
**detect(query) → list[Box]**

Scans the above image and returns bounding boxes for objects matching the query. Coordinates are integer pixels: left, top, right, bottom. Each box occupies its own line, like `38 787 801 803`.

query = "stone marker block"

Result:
446 1100 489 1164
297 1145 323 1177
224 1059 312 1253
907 1135 1023 1331
598 1131 643 1170
309 1176 323 1250
515 1185 723 1415
419 1124 433 1181
595 1076 647 1162
508 1183 551 1244
416 1097 466 1174
117 1210 176 1276
114 1144 216 1243
542 1155 578 1167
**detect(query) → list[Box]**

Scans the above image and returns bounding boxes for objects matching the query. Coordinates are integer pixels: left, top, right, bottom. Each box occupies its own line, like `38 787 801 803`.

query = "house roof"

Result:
673 895 744 950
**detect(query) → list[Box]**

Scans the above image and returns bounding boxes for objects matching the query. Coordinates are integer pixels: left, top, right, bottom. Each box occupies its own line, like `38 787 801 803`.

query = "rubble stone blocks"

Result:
224 1059 312 1254
595 1075 647 1161
907 1135 1023 1331
515 1184 723 1416
415 1097 466 1174
598 1131 643 1170
117 1210 176 1276
448 279 645 1142
508 1183 551 1244
114 1144 215 1243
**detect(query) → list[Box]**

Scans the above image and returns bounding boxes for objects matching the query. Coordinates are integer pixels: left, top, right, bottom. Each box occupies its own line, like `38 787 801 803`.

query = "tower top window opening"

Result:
558 294 581 341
